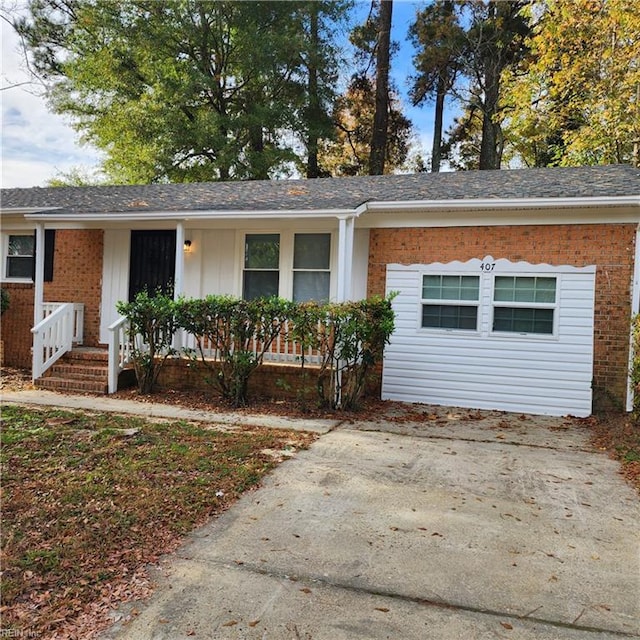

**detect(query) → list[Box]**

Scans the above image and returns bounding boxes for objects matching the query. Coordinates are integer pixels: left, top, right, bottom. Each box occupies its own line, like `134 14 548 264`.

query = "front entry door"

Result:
128 230 176 301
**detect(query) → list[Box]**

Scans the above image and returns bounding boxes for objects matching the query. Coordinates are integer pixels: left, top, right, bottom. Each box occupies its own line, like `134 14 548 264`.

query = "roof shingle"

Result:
1 165 638 215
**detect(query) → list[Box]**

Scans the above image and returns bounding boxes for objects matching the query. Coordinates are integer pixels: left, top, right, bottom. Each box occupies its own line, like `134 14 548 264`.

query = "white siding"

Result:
183 229 236 298
100 230 130 343
383 257 596 417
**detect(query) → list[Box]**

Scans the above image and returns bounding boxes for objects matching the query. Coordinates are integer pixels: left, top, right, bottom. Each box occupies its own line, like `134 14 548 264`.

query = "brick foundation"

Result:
367 223 637 411
155 358 381 405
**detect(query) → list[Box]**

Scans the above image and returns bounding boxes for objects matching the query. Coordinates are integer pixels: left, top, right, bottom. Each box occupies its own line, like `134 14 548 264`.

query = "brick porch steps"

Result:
34 347 111 395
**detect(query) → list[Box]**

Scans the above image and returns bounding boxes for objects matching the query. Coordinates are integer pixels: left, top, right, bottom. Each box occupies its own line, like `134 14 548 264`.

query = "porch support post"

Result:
173 221 186 351
33 222 45 325
174 221 185 299
336 215 355 302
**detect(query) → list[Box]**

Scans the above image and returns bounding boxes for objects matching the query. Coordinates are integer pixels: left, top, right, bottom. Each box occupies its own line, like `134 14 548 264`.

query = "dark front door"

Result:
128 230 176 301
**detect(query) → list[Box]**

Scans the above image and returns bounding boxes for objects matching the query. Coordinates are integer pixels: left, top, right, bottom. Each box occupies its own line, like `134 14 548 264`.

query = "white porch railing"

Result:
105 317 324 394
182 320 323 365
43 302 85 344
31 303 76 380
107 315 133 394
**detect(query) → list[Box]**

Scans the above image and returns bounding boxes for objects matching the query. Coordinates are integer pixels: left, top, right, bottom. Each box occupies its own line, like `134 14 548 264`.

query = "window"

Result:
421 274 479 330
293 233 330 302
492 276 556 334
3 231 55 282
243 234 280 300
6 234 34 279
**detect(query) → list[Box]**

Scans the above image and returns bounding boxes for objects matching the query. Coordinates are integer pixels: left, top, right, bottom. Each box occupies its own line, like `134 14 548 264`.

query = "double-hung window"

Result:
243 234 280 300
421 274 480 330
242 232 332 301
5 234 35 279
492 276 556 335
293 233 330 302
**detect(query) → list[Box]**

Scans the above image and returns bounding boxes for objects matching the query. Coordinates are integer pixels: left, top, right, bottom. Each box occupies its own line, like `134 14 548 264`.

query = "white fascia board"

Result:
1 207 60 213
23 208 356 222
363 195 640 212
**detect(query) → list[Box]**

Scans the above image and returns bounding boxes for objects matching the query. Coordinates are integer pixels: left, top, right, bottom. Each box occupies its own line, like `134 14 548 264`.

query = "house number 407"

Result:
481 262 496 272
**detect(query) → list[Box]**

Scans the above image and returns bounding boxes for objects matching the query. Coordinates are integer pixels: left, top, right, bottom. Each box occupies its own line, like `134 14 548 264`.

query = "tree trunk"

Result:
369 0 393 175
479 56 501 170
431 71 447 172
306 5 321 178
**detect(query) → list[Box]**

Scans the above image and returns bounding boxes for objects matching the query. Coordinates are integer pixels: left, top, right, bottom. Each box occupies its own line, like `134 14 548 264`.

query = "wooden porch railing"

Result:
43 302 85 344
31 303 76 380
181 320 323 365
107 316 133 394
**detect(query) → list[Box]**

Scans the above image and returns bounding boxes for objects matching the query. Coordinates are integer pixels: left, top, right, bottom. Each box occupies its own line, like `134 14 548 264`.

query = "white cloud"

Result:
1 17 103 188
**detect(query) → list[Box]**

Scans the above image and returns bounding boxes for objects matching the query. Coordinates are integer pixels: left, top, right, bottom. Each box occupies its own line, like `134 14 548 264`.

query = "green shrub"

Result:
311 295 396 410
117 290 178 394
176 295 292 407
174 294 396 411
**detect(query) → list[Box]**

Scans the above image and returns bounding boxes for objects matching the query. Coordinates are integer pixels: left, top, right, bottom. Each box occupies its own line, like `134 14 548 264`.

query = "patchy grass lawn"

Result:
0 404 316 639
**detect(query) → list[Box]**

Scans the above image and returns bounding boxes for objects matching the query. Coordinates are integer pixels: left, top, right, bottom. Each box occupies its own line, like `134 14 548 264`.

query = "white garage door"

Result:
382 256 596 417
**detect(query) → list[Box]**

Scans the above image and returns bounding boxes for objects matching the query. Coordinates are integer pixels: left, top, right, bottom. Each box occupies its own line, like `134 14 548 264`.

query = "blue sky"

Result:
1 1 442 189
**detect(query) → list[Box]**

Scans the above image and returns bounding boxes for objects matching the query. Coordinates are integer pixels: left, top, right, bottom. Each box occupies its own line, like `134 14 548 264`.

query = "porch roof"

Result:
1 164 639 221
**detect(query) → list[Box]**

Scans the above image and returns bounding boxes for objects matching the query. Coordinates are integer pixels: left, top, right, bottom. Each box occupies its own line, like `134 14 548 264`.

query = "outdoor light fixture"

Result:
183 239 192 252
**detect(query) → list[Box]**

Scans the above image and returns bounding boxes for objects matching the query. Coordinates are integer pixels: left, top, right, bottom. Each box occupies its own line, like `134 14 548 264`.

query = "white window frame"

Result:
239 230 336 301
490 274 559 338
242 232 281 300
2 232 35 282
292 232 332 303
419 273 481 333
416 258 561 341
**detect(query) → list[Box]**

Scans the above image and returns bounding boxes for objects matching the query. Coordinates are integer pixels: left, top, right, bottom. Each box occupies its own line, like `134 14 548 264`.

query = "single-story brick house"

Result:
1 164 639 416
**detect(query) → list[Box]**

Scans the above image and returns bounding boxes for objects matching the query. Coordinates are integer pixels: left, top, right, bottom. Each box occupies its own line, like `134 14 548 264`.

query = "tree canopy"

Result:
10 0 640 181
15 0 354 183
502 0 640 167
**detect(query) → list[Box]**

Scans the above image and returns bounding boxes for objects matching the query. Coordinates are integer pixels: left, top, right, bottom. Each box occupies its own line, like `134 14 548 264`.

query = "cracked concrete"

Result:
99 410 640 640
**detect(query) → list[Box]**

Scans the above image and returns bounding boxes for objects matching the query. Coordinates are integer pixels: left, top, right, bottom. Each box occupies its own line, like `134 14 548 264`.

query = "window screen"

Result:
492 276 557 334
293 233 330 302
6 235 35 279
243 234 280 300
421 274 479 330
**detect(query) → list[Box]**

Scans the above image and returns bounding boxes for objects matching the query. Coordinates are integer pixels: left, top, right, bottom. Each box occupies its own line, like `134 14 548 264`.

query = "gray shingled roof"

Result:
1 165 638 215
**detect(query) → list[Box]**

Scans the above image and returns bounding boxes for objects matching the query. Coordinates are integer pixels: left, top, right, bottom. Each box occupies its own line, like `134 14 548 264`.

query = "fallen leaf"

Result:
249 620 260 627
500 622 513 630
222 620 238 627
300 587 312 594
375 607 390 613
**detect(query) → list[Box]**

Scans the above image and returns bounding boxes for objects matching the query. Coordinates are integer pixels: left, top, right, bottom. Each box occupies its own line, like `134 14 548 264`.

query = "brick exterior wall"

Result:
1 282 35 367
367 223 637 411
1 229 104 368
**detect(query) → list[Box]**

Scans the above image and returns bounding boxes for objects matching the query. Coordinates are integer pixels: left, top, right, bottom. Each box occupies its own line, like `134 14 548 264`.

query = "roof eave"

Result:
22 207 358 222
362 195 640 212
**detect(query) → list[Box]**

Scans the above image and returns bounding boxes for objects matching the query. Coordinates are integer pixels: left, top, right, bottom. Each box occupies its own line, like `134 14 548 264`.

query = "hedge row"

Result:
117 292 396 410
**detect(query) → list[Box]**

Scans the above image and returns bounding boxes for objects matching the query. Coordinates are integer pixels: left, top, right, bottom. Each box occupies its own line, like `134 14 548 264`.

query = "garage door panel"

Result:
383 259 596 417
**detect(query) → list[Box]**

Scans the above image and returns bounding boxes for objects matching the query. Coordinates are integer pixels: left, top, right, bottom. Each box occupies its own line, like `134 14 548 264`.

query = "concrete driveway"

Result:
104 408 640 640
